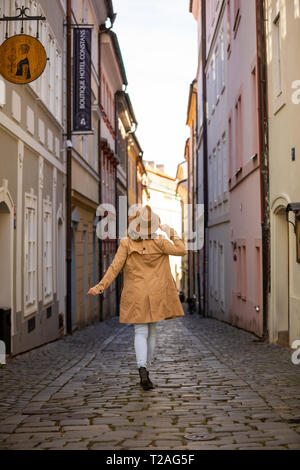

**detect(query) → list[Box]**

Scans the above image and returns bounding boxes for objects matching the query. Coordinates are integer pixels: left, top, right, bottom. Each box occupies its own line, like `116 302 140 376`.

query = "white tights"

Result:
134 322 157 370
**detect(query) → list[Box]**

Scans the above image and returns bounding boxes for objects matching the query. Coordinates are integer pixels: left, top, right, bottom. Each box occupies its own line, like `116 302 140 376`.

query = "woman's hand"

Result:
87 286 103 296
159 223 175 238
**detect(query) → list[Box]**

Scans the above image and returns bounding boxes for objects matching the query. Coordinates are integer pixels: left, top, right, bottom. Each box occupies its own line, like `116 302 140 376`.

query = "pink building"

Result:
190 0 265 337
227 0 263 336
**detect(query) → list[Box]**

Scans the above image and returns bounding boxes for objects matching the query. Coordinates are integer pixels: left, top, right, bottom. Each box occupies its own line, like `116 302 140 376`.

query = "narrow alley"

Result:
1 310 299 450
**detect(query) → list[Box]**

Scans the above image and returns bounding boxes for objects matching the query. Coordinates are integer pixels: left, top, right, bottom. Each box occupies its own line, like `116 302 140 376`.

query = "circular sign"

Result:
0 34 47 84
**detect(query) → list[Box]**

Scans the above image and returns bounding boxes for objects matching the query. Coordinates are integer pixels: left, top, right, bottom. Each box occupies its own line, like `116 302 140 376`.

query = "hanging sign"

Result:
0 34 47 84
73 28 92 132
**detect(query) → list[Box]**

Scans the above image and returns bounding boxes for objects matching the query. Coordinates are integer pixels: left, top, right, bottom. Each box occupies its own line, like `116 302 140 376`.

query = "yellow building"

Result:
128 133 143 208
265 0 300 346
70 0 111 329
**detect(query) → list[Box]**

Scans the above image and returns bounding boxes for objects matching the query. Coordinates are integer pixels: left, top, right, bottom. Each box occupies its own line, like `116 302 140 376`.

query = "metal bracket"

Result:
63 24 94 29
286 203 300 234
0 6 46 39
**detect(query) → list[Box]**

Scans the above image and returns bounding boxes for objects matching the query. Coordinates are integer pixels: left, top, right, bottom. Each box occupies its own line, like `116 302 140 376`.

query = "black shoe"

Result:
146 370 154 389
138 367 152 390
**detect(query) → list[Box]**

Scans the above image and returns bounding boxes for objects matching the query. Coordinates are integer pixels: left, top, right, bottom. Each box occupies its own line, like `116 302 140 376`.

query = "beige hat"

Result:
128 205 161 240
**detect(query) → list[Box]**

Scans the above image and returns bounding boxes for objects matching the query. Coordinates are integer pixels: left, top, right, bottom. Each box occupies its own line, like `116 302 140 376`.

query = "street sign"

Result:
73 28 92 132
0 34 47 84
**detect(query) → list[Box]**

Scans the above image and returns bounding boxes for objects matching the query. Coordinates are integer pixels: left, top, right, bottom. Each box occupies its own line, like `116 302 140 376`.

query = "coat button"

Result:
143 247 146 250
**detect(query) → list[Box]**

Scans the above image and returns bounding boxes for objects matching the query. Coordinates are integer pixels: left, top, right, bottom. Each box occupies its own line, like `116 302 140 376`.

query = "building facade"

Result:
69 0 112 329
265 0 300 346
204 2 231 324
0 0 66 354
0 0 143 355
99 27 127 320
190 0 264 336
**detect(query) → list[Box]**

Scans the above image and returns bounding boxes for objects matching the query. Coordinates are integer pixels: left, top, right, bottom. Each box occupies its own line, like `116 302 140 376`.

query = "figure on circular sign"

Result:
0 34 47 84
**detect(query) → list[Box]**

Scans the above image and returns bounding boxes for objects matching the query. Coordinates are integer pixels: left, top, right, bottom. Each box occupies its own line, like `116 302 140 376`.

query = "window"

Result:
241 245 247 300
43 198 53 304
213 149 217 205
101 74 114 128
215 45 220 100
227 0 232 53
82 135 88 161
255 246 262 309
101 74 105 108
206 71 210 119
233 0 241 36
128 159 132 189
0 78 6 107
49 37 56 115
131 160 136 190
209 241 213 296
237 246 242 296
214 241 218 299
237 242 247 299
217 141 222 201
92 117 98 170
40 21 49 103
24 191 38 316
55 49 62 122
274 13 283 96
219 243 225 306
212 56 217 110
208 155 213 210
220 29 225 89
210 61 215 114
251 67 258 156
228 115 233 178
235 95 242 171
222 132 228 199
26 4 62 124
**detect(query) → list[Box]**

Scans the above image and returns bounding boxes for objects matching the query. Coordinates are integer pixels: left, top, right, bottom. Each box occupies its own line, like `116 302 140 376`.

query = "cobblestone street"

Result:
1 309 300 450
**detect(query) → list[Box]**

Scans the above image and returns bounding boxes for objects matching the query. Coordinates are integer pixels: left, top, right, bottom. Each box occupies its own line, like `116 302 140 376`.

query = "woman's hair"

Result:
127 205 161 239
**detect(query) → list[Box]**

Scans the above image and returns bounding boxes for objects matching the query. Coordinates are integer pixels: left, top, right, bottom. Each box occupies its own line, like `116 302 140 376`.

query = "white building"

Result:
0 0 66 354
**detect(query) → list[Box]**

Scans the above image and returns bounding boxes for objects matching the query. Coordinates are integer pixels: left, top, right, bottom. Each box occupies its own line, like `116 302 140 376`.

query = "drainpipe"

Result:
191 104 195 300
66 0 72 334
187 140 191 301
114 92 119 317
255 0 270 340
136 151 143 203
192 83 201 315
201 0 208 317
126 121 137 212
98 28 103 322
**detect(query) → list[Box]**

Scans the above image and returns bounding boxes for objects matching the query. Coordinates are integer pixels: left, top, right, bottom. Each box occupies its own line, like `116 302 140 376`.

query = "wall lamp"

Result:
286 203 300 263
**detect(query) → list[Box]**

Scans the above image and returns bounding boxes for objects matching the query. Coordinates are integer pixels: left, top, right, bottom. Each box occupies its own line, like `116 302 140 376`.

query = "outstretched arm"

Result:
88 238 128 295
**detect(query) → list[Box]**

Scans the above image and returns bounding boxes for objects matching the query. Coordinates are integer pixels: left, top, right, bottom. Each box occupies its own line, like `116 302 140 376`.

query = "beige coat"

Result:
95 234 187 323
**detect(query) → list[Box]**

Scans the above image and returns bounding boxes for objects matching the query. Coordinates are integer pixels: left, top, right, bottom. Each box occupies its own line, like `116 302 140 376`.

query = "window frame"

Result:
43 197 53 305
233 0 241 37
24 191 38 317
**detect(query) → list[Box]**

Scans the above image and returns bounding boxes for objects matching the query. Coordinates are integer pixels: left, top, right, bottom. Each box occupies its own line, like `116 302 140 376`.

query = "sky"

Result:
112 0 198 178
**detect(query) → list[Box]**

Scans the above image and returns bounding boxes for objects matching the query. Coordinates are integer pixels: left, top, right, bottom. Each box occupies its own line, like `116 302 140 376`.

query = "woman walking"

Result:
88 205 187 390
